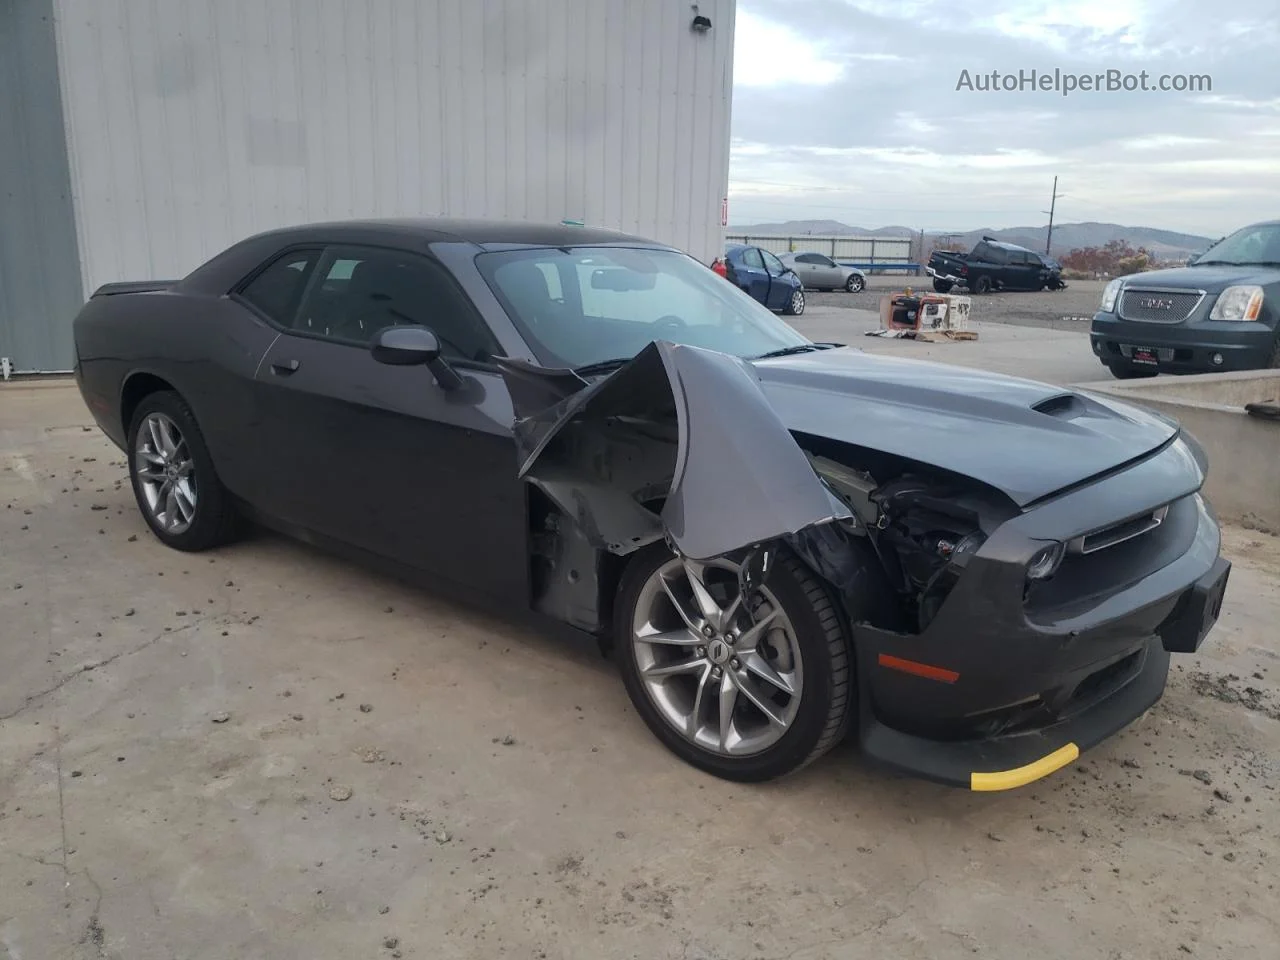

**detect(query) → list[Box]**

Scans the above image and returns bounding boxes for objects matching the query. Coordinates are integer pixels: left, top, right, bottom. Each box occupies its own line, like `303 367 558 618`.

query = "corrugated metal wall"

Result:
727 233 915 264
0 0 84 372
53 0 735 315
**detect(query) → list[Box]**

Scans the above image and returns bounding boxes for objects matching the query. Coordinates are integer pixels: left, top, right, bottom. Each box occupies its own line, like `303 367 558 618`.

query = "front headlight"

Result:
1026 542 1065 581
1208 285 1264 321
1100 278 1123 313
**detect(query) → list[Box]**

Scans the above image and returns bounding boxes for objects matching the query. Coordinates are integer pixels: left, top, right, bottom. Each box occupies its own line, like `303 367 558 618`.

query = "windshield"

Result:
476 246 809 369
1195 223 1280 266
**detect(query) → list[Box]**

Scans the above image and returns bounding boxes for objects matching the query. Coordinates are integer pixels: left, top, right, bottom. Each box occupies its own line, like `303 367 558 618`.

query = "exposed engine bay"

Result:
804 451 1016 632
500 340 1025 639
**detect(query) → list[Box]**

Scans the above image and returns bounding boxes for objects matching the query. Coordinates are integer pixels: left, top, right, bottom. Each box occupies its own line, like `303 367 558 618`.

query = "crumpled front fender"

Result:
499 341 850 561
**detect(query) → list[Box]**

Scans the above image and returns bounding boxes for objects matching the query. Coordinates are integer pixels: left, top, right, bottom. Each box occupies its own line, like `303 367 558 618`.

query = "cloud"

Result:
729 0 1280 234
732 10 844 87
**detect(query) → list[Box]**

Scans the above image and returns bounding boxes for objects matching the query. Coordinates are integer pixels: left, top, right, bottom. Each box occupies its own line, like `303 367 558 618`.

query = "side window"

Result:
761 250 785 275
742 248 765 269
795 254 816 265
237 250 319 325
976 243 1008 265
292 246 500 361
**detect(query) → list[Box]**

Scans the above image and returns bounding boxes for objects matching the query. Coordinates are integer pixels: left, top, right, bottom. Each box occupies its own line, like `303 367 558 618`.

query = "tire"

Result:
614 544 853 782
972 275 992 294
782 288 805 316
127 390 242 551
1269 337 1280 368
1105 361 1159 380
845 274 865 293
931 279 953 293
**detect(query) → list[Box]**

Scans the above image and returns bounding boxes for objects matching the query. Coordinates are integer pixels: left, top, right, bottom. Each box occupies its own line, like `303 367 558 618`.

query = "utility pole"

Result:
1043 176 1061 255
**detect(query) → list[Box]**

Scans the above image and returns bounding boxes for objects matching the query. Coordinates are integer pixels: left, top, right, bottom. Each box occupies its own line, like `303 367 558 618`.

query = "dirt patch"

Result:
1188 671 1280 721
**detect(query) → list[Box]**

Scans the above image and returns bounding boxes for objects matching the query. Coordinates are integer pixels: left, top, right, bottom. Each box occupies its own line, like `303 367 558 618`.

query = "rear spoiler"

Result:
90 280 177 297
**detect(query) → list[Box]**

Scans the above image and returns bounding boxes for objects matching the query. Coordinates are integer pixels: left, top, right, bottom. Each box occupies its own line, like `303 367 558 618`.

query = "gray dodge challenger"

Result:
72 219 1231 789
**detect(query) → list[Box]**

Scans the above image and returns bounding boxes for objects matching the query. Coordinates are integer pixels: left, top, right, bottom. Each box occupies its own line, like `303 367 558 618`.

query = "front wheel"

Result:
845 274 866 293
782 288 805 316
614 545 853 782
127 391 242 551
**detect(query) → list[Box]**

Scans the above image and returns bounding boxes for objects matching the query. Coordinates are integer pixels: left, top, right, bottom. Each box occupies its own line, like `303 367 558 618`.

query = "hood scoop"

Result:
1031 393 1086 418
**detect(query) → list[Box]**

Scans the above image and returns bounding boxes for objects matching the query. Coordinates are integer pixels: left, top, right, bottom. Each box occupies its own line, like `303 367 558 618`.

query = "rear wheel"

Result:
782 288 805 316
614 545 853 782
972 275 992 294
931 279 953 293
127 391 241 551
845 274 865 293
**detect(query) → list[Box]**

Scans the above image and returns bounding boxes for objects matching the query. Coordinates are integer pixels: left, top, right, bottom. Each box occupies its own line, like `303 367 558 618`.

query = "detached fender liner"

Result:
500 341 851 560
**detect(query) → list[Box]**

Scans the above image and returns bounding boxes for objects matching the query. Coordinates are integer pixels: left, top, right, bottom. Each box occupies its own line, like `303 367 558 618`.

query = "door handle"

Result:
271 359 301 375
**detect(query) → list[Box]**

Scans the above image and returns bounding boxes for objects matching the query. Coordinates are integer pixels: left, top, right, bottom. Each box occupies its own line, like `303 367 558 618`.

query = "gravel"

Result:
806 277 1107 332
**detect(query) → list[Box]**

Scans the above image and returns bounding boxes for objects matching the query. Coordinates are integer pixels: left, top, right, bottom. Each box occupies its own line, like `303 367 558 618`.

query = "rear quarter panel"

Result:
73 289 279 499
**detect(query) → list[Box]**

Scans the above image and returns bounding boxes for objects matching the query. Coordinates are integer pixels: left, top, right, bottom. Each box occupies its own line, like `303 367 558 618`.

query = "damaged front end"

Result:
498 342 853 630
499 340 1008 640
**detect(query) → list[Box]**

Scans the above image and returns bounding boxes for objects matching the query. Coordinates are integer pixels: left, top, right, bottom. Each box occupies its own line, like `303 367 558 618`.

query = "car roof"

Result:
981 239 1037 254
245 217 670 251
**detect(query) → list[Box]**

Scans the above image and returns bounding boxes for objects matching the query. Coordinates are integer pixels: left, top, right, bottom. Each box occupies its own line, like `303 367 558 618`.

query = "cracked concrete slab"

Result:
2 378 1279 960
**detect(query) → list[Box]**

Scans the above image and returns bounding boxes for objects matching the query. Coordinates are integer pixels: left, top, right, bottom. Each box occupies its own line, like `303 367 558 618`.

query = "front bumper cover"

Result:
1091 311 1278 372
849 442 1229 790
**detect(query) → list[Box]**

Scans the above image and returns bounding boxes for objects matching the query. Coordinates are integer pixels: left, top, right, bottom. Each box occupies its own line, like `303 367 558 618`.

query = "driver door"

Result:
760 250 792 309
736 247 772 304
251 244 528 601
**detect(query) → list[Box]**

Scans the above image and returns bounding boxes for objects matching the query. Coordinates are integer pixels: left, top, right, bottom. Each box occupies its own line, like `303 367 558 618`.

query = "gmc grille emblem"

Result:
1138 297 1174 310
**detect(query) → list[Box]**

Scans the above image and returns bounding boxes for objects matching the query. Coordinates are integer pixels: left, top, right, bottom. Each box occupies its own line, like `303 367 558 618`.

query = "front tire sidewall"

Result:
614 545 848 782
127 391 236 551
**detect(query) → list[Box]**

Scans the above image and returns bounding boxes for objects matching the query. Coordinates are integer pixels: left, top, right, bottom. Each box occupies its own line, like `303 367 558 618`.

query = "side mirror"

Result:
371 324 440 365
370 325 462 391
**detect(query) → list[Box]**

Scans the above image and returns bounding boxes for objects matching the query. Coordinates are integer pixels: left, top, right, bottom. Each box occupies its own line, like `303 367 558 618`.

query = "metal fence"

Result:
725 234 917 272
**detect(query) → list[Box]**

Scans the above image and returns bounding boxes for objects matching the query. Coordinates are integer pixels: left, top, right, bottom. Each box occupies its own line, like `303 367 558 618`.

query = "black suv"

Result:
1091 219 1280 378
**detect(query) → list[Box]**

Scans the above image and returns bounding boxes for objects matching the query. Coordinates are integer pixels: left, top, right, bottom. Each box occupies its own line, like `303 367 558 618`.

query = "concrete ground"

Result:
4 373 1280 960
791 305 1110 386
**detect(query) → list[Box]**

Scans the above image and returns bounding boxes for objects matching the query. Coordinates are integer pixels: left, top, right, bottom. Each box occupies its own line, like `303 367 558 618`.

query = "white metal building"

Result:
1 0 736 372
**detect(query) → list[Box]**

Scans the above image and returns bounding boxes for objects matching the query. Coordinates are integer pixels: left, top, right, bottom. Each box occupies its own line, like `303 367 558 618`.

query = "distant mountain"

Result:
729 219 1214 258
730 219 915 239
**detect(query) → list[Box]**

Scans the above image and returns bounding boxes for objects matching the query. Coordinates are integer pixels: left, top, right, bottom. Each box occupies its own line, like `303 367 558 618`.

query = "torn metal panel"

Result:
526 469 664 554
503 340 851 561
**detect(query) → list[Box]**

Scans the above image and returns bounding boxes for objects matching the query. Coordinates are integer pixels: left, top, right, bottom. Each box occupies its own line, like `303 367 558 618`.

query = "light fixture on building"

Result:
691 4 712 31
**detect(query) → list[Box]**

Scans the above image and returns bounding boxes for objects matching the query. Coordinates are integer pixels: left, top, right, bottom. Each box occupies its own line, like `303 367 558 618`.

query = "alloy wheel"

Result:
791 290 805 314
630 556 804 756
134 412 197 534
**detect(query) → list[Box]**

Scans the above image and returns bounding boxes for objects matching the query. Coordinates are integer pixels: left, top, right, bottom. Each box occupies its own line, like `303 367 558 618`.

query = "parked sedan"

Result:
779 252 866 292
715 243 805 315
73 218 1230 789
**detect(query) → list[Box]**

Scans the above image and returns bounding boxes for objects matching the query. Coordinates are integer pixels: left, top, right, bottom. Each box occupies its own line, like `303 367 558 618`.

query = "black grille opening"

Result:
1065 649 1144 715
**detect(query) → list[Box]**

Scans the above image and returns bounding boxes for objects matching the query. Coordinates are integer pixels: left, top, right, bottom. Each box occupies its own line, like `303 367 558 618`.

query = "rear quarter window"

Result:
237 250 320 324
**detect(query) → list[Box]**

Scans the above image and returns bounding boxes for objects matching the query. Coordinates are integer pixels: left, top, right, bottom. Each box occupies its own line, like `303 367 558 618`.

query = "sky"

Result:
728 0 1280 235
